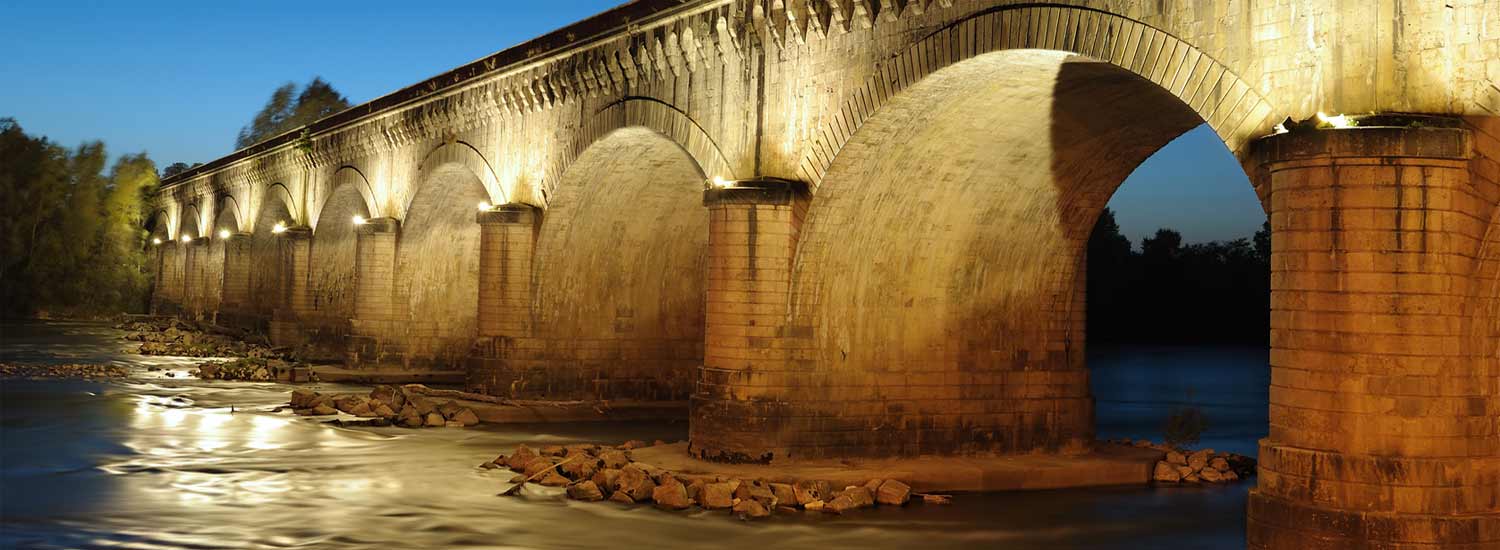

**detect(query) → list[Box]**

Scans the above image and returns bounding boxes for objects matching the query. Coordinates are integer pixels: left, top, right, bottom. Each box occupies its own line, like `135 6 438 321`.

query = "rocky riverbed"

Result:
0 361 130 379
284 385 481 428
488 441 944 519
117 316 285 358
1104 438 1257 485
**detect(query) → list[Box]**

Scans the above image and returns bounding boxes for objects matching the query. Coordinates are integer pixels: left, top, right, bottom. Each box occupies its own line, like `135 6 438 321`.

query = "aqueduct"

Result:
146 1 1500 547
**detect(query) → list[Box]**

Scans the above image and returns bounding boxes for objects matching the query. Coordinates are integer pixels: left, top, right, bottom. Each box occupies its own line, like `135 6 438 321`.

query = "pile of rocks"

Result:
195 358 308 382
0 362 129 379
120 318 282 358
287 384 481 428
486 442 944 519
1151 448 1256 484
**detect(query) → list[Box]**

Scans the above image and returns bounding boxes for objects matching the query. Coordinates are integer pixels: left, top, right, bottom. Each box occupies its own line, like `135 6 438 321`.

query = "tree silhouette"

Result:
235 77 351 149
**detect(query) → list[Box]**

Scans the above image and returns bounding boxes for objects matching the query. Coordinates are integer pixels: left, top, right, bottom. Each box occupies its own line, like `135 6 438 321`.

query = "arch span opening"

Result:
301 181 372 359
395 164 488 367
485 127 708 400
704 49 1261 459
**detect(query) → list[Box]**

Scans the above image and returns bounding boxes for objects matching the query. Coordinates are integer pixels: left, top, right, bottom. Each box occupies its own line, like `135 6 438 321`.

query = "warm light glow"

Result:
477 201 491 212
710 176 731 188
218 229 231 239
271 222 287 234
1316 112 1353 129
181 235 193 243
151 237 163 245
351 215 366 226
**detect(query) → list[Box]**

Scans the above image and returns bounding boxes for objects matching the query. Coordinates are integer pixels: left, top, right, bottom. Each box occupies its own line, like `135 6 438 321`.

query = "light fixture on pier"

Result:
272 222 287 234
709 176 732 189
219 229 232 239
181 235 193 243
477 201 491 212
1316 112 1353 129
152 238 163 245
352 215 367 226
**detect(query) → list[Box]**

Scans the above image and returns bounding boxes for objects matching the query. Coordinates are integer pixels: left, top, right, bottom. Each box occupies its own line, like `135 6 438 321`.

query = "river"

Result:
1 320 1267 549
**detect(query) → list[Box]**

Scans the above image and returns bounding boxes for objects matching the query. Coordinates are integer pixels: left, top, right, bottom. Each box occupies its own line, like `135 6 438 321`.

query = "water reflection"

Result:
2 321 1258 549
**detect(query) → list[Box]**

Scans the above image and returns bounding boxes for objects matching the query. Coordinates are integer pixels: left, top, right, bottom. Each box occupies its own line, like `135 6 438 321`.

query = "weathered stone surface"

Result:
450 408 479 426
506 445 538 471
567 480 604 501
538 472 571 487
597 450 630 470
700 482 736 509
616 465 656 502
652 480 690 510
290 389 316 408
522 457 555 478
591 468 621 493
921 494 952 505
793 480 830 505
826 487 874 514
732 498 769 519
1187 450 1211 472
875 480 911 506
733 480 777 508
769 483 796 507
423 412 445 427
1209 457 1231 472
370 385 404 410
1200 469 1225 483
310 404 337 416
1153 461 1183 483
608 491 634 504
1165 451 1186 465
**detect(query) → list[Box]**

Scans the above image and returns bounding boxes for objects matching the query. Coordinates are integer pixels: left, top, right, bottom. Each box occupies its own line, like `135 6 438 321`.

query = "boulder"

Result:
290 389 317 408
437 400 462 419
560 456 598 481
793 480 831 506
406 394 436 416
310 404 337 416
567 480 605 501
619 440 647 450
617 465 657 502
652 480 691 510
734 480 778 508
1200 469 1225 483
921 494 953 505
1176 465 1195 479
372 403 397 418
539 472 571 487
370 385 405 411
609 491 635 504
733 498 770 519
332 395 366 413
350 402 376 417
686 479 706 503
506 445 539 471
875 480 911 506
523 457 557 478
450 408 480 427
598 450 630 469
1209 457 1231 472
769 483 797 507
1153 461 1183 483
1166 450 1187 465
700 481 736 509
397 406 424 428
863 478 884 493
1188 450 1212 472
541 445 567 457
826 487 874 514
423 412 445 427
1223 470 1240 482
1183 473 1202 483
803 500 825 512
591 468 622 493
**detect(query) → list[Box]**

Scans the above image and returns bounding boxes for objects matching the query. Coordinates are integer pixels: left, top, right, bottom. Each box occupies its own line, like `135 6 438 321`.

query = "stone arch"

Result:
796 4 1275 194
263 182 300 228
395 156 492 367
145 209 173 240
310 165 379 231
705 46 1258 459
545 97 733 206
304 168 374 349
413 141 503 214
178 203 203 239
214 195 243 234
247 187 295 319
502 126 709 399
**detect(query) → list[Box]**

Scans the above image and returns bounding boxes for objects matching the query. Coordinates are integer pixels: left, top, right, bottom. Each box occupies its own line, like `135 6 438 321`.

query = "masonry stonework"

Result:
143 1 1500 546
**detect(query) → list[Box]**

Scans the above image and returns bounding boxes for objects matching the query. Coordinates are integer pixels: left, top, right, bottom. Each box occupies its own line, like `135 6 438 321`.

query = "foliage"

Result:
1163 404 1208 447
0 118 158 317
161 161 202 179
1086 208 1271 345
235 77 351 150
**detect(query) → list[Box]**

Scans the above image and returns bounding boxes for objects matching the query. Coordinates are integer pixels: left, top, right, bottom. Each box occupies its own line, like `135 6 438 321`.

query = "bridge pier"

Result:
689 178 808 462
467 205 540 393
347 218 402 366
214 233 258 330
1247 121 1500 549
269 227 311 348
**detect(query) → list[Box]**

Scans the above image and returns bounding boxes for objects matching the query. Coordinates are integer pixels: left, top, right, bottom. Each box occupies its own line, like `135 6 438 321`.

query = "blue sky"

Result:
0 1 1264 245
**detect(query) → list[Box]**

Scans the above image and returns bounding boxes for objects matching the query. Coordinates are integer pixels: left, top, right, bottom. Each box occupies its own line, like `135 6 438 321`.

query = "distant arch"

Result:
265 182 300 226
311 165 379 231
179 204 203 239
215 195 244 233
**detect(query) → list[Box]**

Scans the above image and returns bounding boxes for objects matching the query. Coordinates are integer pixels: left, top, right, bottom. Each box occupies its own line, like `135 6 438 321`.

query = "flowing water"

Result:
1 321 1267 549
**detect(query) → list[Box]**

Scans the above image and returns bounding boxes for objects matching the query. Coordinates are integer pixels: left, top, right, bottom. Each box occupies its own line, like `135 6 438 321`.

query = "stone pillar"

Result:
689 178 808 462
150 242 171 314
348 218 401 366
270 227 311 347
1247 121 1500 548
181 237 203 318
219 233 251 310
468 205 540 393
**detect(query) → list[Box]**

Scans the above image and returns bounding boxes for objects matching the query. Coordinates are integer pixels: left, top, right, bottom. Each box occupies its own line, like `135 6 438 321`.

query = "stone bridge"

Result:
146 1 1500 546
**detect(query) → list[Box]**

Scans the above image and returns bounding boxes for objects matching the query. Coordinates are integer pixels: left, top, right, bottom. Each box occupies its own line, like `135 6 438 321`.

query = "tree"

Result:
161 162 198 179
235 77 351 149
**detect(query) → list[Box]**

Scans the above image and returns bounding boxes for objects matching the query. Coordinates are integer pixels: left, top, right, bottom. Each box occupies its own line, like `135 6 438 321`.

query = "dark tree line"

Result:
234 77 350 150
1087 208 1271 345
0 118 159 317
